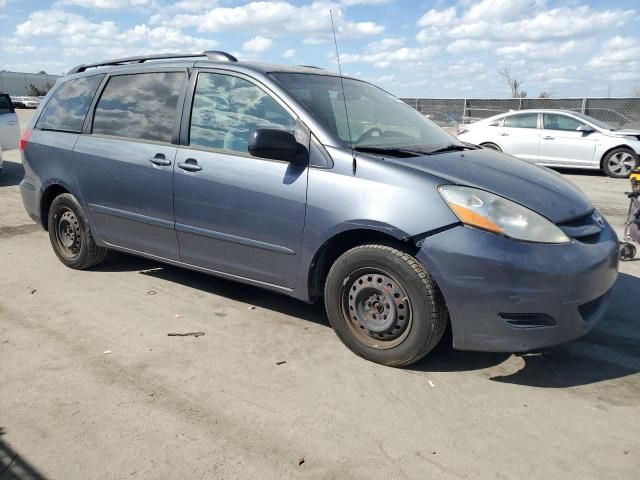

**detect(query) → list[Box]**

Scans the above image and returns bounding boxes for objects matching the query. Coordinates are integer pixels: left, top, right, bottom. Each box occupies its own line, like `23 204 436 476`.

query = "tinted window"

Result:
543 114 584 131
190 73 296 153
503 113 538 129
36 75 103 132
0 94 13 114
93 72 184 142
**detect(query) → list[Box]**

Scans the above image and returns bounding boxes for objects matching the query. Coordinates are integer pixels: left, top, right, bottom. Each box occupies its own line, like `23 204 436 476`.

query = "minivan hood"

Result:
384 148 593 223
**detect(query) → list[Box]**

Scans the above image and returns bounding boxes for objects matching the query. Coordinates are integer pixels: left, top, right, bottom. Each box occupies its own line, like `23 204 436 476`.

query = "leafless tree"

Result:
538 91 552 98
631 85 640 97
498 67 527 98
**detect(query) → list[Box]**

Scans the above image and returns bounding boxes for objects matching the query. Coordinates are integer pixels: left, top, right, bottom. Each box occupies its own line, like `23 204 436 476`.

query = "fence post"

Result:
462 98 467 124
518 97 522 110
581 98 587 114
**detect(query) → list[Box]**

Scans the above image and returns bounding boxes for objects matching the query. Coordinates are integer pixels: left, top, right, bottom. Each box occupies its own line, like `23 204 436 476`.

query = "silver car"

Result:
0 93 21 171
458 109 640 178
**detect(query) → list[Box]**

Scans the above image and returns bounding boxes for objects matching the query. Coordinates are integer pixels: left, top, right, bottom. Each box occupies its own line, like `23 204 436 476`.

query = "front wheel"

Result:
324 245 447 367
48 193 108 269
603 148 638 178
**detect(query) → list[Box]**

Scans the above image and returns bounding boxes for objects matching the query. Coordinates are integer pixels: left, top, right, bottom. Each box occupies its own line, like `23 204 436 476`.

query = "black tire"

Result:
480 142 502 152
48 193 107 269
620 242 636 261
324 244 447 367
602 148 638 178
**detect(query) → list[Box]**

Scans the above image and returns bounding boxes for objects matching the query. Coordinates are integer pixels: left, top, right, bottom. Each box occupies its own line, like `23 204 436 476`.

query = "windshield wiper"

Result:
354 146 425 157
422 144 475 155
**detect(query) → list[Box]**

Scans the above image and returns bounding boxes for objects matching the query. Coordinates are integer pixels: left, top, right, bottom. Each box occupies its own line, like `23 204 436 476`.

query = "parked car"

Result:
457 109 640 178
10 96 39 109
0 92 20 171
19 52 619 366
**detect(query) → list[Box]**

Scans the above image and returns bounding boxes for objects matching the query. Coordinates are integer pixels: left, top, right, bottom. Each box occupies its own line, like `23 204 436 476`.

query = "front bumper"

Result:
417 224 619 352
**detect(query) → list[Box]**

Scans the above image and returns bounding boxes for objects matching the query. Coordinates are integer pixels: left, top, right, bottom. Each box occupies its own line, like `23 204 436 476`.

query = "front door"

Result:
74 70 186 260
538 113 597 167
497 112 540 163
173 71 308 288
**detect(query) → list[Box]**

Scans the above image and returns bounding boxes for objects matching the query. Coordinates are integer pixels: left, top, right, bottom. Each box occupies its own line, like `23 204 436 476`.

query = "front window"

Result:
543 114 584 131
270 73 461 152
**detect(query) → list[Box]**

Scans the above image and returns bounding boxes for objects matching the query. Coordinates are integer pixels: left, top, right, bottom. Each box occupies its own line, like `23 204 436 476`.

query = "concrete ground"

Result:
1 109 639 479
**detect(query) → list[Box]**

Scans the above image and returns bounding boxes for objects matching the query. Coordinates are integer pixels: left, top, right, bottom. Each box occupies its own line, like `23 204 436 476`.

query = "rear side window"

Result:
93 72 184 143
36 75 103 132
0 94 14 114
504 113 538 129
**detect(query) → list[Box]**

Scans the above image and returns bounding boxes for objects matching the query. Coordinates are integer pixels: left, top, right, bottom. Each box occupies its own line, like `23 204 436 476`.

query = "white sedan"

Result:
457 109 640 178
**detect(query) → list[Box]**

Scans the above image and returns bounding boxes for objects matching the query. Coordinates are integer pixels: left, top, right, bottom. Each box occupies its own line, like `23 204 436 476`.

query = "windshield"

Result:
570 112 613 130
271 73 462 151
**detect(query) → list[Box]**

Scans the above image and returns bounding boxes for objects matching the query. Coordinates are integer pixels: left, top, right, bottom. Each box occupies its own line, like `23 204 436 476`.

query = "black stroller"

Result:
620 167 640 261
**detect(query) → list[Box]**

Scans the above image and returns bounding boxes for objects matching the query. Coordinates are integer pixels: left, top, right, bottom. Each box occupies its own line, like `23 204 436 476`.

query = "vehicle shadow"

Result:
98 253 640 387
0 428 48 479
96 251 330 328
552 167 605 177
0 160 24 188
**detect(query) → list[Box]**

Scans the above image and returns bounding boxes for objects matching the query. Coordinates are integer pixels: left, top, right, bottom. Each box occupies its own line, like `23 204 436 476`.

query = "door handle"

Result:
543 136 554 140
498 132 509 136
178 158 202 172
149 153 172 166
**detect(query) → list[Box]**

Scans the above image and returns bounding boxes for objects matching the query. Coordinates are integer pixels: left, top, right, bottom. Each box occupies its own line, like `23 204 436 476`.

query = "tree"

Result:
538 91 552 98
26 83 52 96
37 70 47 74
498 67 527 98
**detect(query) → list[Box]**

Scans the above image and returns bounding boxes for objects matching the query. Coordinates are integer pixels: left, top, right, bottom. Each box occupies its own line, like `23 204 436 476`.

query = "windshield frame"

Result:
268 72 463 153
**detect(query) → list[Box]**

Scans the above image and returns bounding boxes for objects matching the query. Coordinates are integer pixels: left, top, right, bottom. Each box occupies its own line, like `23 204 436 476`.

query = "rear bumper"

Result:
20 177 41 225
417 224 619 352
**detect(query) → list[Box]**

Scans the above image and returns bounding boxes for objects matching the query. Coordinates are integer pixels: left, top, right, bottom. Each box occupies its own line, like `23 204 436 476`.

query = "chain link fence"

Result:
402 97 640 129
0 71 61 96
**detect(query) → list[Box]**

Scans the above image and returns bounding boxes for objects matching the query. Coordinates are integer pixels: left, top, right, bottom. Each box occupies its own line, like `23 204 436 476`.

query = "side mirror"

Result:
248 128 308 165
576 125 595 134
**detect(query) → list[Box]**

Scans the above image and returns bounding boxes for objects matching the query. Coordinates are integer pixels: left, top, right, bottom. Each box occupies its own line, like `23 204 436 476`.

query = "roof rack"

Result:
67 50 238 75
298 65 324 70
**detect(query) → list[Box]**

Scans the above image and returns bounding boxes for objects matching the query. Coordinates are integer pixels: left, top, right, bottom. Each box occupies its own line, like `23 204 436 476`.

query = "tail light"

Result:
19 128 32 151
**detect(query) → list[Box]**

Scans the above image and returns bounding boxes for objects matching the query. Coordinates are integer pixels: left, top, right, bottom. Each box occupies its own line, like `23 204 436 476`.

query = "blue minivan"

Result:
20 51 619 366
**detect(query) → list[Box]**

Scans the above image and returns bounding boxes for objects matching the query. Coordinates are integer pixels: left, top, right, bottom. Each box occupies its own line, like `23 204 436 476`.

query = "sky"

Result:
0 0 639 98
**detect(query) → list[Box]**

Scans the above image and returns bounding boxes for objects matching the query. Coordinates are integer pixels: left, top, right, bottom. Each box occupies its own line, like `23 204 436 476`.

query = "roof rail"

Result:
298 65 324 70
67 50 238 75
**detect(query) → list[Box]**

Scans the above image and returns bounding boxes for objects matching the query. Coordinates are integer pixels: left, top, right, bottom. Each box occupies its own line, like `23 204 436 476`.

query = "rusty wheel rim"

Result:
55 207 81 259
341 268 412 349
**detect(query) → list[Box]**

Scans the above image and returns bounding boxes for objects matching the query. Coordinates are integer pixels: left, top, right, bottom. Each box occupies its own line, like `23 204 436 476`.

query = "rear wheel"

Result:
620 242 637 261
324 245 447 367
480 142 502 152
48 193 107 269
603 148 638 178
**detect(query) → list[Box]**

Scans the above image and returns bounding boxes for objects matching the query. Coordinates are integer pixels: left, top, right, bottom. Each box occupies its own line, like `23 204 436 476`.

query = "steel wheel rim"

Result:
608 152 635 176
55 207 81 258
340 268 412 349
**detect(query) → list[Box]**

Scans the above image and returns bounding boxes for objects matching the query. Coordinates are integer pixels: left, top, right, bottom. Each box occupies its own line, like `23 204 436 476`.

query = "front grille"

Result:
558 212 603 241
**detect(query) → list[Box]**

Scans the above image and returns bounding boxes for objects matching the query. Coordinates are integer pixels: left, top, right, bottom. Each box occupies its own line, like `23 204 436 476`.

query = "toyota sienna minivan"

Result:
19 51 619 366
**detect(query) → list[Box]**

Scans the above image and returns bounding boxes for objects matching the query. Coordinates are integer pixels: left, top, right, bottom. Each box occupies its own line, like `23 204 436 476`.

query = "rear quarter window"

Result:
36 75 104 133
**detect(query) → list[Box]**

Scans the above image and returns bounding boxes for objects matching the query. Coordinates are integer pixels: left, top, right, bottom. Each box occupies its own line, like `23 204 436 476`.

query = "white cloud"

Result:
446 39 492 53
417 7 456 27
588 36 640 68
282 48 296 58
151 1 384 43
242 36 273 53
59 0 153 8
372 74 395 83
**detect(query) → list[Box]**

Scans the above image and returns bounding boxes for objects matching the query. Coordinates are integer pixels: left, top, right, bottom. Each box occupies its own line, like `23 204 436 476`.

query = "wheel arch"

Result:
39 182 72 230
306 228 420 303
599 144 638 169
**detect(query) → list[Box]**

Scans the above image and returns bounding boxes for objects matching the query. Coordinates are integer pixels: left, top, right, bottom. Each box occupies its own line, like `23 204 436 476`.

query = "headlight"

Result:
439 185 571 244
